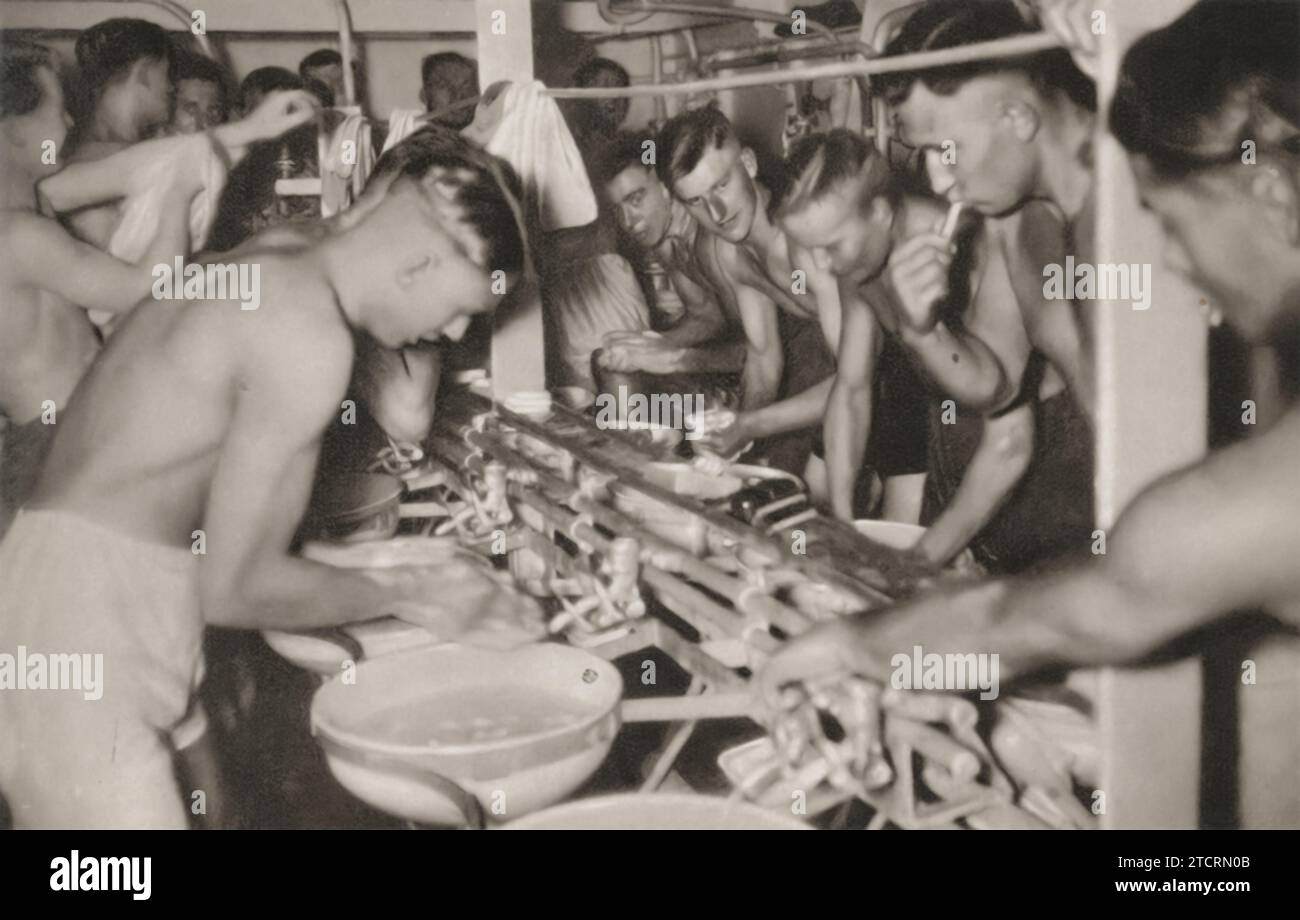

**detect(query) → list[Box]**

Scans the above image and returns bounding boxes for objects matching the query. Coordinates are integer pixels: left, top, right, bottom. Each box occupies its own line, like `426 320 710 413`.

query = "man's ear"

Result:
396 253 435 291
1247 163 1300 247
740 146 758 178
1003 99 1040 143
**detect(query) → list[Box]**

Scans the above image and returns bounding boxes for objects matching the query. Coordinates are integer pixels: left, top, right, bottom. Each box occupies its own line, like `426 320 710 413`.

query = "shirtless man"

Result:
0 39 313 535
0 128 540 828
63 18 174 250
591 130 744 380
657 106 928 513
876 0 1098 414
776 130 1056 569
761 0 1300 741
861 0 1099 565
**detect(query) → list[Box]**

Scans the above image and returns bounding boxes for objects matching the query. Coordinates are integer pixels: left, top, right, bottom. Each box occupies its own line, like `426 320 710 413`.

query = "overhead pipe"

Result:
597 0 836 40
545 31 1064 100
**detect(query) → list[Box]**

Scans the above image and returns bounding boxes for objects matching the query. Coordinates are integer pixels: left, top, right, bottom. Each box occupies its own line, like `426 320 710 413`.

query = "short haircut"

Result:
591 130 655 188
0 37 56 120
421 51 477 88
1111 0 1299 182
573 57 629 88
299 48 342 77
655 104 739 188
873 0 1095 114
778 129 899 217
370 125 528 276
171 52 229 112
239 66 301 108
75 18 170 100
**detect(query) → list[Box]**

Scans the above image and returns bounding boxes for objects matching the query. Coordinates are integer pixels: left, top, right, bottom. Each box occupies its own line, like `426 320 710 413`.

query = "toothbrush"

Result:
940 200 965 241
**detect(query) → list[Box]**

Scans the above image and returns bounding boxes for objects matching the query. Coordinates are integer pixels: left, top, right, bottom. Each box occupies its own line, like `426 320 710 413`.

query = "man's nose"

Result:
706 194 727 224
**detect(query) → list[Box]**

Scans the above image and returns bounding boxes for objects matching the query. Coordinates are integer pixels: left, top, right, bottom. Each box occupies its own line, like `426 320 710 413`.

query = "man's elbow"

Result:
987 410 1034 475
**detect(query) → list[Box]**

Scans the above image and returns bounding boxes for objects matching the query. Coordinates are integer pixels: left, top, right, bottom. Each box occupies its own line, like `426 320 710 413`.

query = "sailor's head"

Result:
778 130 900 283
1112 0 1300 343
354 127 528 350
659 105 761 245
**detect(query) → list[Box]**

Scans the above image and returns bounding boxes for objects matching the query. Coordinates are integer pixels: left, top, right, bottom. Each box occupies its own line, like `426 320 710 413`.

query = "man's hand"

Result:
887 228 955 336
695 408 754 458
758 618 861 709
366 560 546 650
598 331 682 375
218 89 319 152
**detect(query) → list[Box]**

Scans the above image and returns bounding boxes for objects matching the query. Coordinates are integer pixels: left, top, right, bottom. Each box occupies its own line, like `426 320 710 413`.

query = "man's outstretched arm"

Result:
10 189 194 315
762 406 1300 699
38 91 318 213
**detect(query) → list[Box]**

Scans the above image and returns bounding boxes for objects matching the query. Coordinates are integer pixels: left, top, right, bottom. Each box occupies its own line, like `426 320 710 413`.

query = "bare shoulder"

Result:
223 250 355 416
1210 403 1300 492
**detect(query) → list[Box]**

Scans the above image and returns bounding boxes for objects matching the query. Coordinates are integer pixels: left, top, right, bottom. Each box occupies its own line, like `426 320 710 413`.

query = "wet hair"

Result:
239 66 301 109
421 51 477 89
299 48 342 78
1111 0 1300 182
591 130 656 188
778 129 900 217
656 103 739 188
75 18 170 103
370 125 528 276
0 37 56 120
171 51 229 117
873 0 1095 114
573 57 629 89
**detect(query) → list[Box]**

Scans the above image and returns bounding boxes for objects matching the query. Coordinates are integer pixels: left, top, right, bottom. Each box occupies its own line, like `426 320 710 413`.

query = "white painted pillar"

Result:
1089 0 1204 829
476 0 547 400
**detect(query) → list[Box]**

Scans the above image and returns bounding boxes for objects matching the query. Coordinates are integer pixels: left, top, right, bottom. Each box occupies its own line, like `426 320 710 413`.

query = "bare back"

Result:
30 248 355 549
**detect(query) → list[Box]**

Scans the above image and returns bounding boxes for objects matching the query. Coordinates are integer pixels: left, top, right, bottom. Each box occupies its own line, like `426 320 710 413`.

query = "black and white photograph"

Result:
0 0 1295 879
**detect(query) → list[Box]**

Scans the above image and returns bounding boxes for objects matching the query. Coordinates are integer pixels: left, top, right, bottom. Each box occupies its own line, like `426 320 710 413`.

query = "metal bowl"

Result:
311 644 623 826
